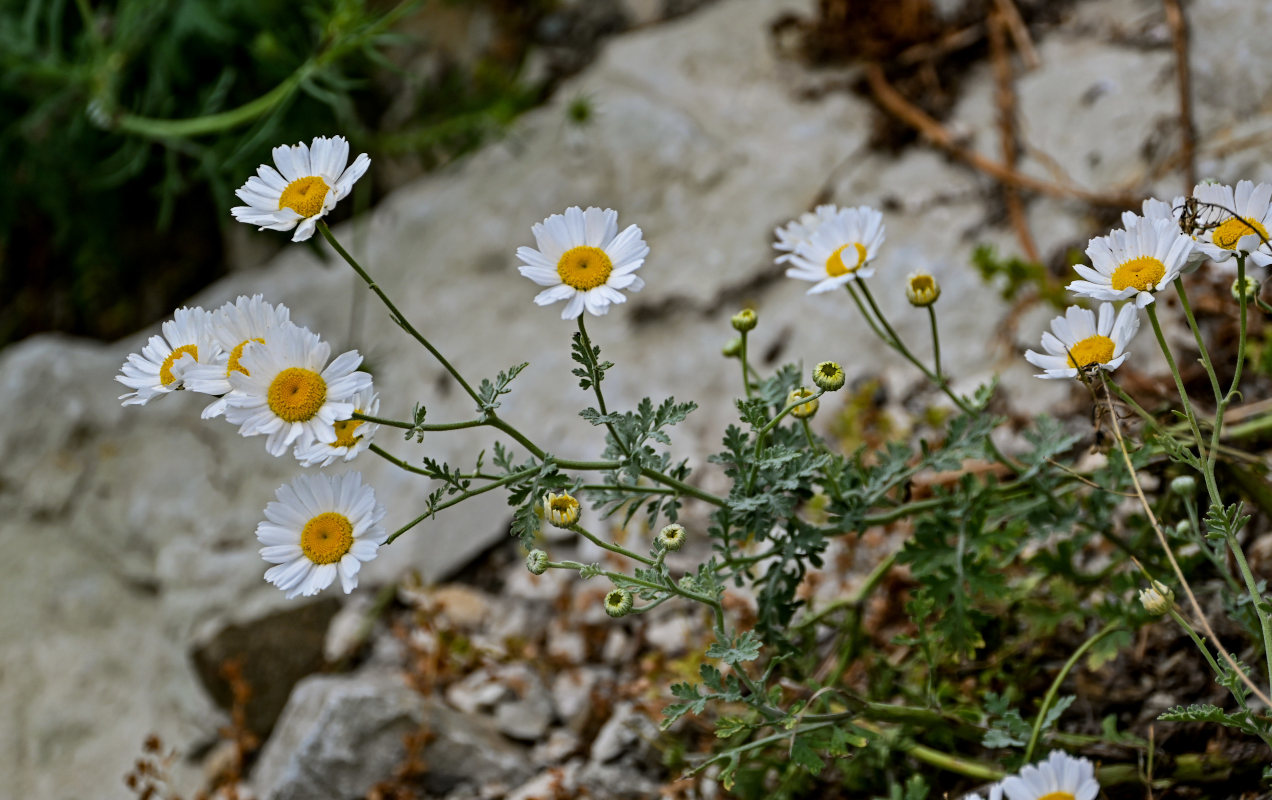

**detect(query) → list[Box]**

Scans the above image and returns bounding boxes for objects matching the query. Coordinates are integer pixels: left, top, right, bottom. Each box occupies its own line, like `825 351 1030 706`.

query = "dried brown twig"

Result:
1162 0 1197 192
988 5 1039 263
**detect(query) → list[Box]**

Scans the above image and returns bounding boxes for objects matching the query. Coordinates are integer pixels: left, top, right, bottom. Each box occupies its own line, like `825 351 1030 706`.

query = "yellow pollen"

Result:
549 497 575 514
1067 335 1115 369
267 367 327 423
160 345 198 386
557 246 613 291
278 176 330 218
226 337 265 378
1110 256 1165 292
1212 215 1269 250
300 511 354 565
825 242 868 277
909 275 935 294
330 415 365 449
1037 793 1075 800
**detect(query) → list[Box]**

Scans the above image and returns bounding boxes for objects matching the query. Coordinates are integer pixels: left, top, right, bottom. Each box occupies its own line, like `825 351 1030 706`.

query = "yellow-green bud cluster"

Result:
525 549 549 575
543 491 580 529
731 308 758 332
657 523 686 551
812 361 845 392
1138 580 1174 616
787 387 819 419
604 587 634 617
905 271 941 307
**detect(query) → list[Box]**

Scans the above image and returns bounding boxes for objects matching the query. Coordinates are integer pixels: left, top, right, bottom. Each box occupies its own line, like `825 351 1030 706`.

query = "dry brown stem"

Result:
1162 0 1197 192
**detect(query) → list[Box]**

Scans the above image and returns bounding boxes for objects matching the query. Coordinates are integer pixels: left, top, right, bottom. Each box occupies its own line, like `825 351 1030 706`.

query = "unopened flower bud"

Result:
731 308 757 332
543 491 580 528
525 549 549 575
812 361 845 392
905 271 941 307
1232 275 1260 302
722 337 743 358
1170 475 1197 497
657 523 686 551
1138 580 1174 615
604 588 634 617
1174 519 1192 538
787 387 819 419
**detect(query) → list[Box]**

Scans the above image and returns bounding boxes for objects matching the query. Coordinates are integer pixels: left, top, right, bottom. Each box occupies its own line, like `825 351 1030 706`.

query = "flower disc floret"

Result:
1121 196 1206 272
517 206 648 319
787 387 820 419
1069 218 1192 307
657 523 687 551
812 361 845 392
905 271 941 306
731 308 757 332
543 491 581 528
1193 180 1272 267
604 588 634 617
223 325 372 457
256 471 387 599
1024 303 1140 380
1001 751 1098 800
117 306 221 406
295 388 380 467
230 135 371 243
526 549 550 575
784 206 885 294
183 295 294 419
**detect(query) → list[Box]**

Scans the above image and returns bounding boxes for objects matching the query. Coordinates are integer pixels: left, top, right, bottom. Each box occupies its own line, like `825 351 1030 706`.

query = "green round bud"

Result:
787 387 819 419
657 523 687 551
812 361 845 392
731 308 757 332
525 549 549 576
722 337 743 358
905 271 941 307
1138 580 1174 615
1169 475 1197 497
603 588 634 618
1231 275 1260 302
1174 519 1192 538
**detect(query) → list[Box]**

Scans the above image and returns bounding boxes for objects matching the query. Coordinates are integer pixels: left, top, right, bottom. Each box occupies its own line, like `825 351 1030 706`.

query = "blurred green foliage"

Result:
0 0 541 347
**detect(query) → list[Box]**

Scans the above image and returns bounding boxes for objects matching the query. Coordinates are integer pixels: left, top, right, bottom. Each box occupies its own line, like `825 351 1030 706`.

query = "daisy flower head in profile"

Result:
222 324 373 457
1069 218 1192 307
117 306 220 406
256 471 387 598
1192 179 1272 268
773 204 840 263
294 387 380 467
1121 196 1207 272
784 205 885 293
1001 750 1099 800
230 135 370 242
516 206 649 319
1025 302 1139 380
183 295 295 419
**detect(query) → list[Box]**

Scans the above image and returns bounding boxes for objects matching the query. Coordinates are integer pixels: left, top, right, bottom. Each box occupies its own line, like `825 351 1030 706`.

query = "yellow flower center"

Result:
267 367 327 423
330 416 365 449
300 511 354 565
1037 793 1075 800
557 246 613 291
226 337 265 378
160 345 198 386
1067 335 1115 369
1110 256 1165 292
1212 215 1269 250
278 176 330 218
825 242 868 277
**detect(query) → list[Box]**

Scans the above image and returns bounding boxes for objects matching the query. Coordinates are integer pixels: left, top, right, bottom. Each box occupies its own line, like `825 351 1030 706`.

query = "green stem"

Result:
926 305 944 385
577 315 629 456
116 65 314 139
1145 303 1213 489
354 412 484 432
570 524 655 566
385 467 537 544
1023 622 1121 762
639 467 727 506
318 221 483 406
1173 278 1223 402
739 330 753 399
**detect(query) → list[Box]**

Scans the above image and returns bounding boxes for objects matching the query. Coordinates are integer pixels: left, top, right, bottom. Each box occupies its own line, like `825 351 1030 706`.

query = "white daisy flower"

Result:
294 388 380 467
230 135 371 243
784 205 885 293
1025 302 1139 380
1121 196 1206 272
1192 179 1272 268
1001 751 1099 800
183 295 295 419
116 307 220 406
223 324 373 457
516 206 649 319
1068 218 1192 307
773 204 840 263
256 471 387 599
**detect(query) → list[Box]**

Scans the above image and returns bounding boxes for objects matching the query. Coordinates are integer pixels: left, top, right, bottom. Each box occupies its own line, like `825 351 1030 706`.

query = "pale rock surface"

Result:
6 0 1272 797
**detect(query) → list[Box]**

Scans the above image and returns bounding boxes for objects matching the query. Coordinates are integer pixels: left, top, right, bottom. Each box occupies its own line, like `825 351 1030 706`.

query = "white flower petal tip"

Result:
1191 180 1272 268
517 206 648 319
116 307 222 406
1001 751 1098 800
1069 218 1192 306
1025 302 1140 380
294 388 380 467
782 205 885 291
182 296 295 416
257 472 387 599
231 135 370 239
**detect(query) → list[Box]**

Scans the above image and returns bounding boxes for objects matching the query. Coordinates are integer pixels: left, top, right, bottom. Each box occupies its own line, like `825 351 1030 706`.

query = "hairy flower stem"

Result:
1167 608 1272 749
568 523 655 566
1144 303 1212 488
1023 621 1122 762
576 315 630 457
927 305 944 385
739 330 753 399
